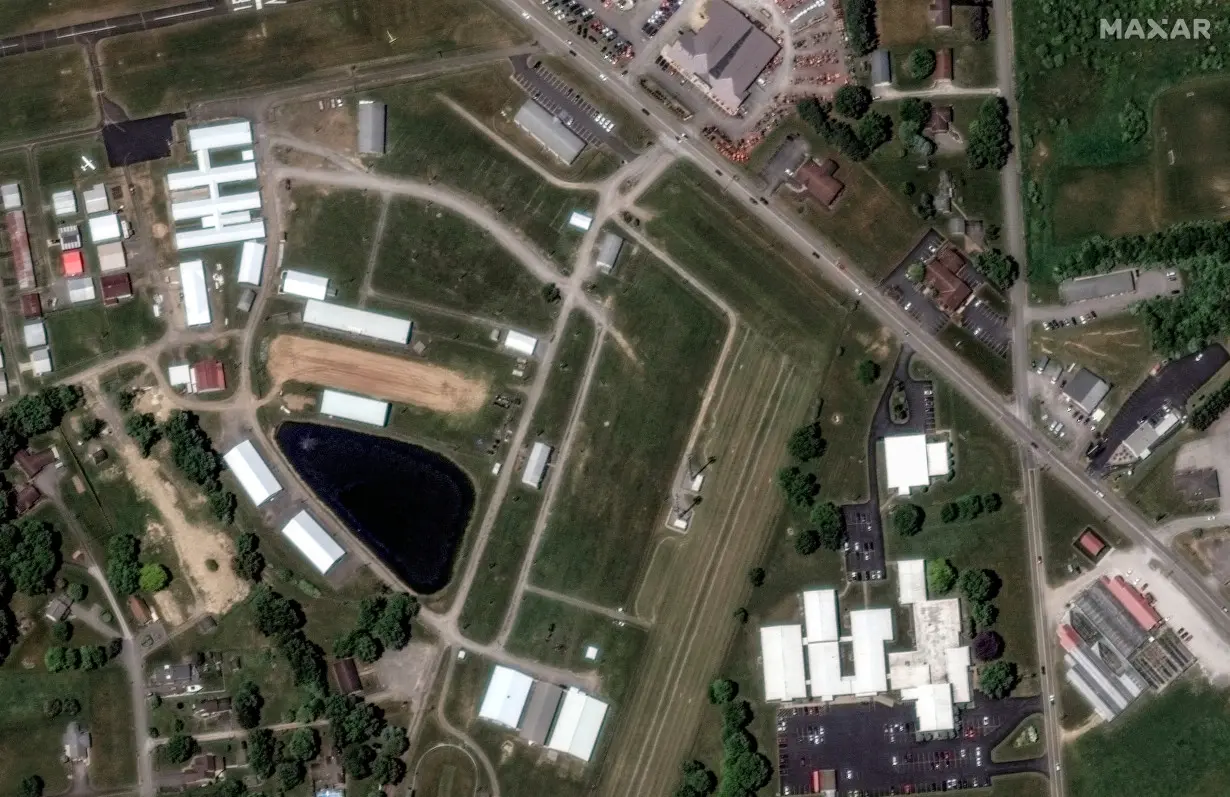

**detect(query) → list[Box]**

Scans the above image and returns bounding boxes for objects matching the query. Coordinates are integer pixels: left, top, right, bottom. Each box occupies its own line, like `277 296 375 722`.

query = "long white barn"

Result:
223 439 282 506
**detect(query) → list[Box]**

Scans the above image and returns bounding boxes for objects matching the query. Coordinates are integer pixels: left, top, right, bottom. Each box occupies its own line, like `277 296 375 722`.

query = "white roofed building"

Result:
67 277 96 304
546 688 608 761
1 183 22 210
23 321 47 348
82 184 109 214
926 440 950 477
503 330 538 357
280 510 346 573
237 241 265 285
280 269 329 300
302 300 412 345
188 120 253 152
52 190 77 217
168 364 191 387
30 347 52 376
223 440 282 506
179 260 212 327
521 442 552 488
97 241 127 273
897 559 927 605
320 390 390 427
478 666 534 729
759 625 807 701
170 121 265 252
883 434 952 495
87 213 122 243
802 589 839 642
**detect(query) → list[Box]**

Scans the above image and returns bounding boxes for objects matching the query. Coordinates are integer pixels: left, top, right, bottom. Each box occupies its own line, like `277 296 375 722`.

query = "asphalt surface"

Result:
510 54 638 159
1 0 220 57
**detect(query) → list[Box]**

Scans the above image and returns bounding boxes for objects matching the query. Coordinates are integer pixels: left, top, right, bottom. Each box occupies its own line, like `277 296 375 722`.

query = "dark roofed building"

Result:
191 358 226 394
331 658 362 695
102 114 185 168
196 697 232 715
45 593 72 622
659 0 780 113
129 595 153 626
520 681 565 745
20 292 42 319
15 447 56 478
793 159 845 208
1061 367 1111 414
16 483 42 515
935 48 953 80
871 49 892 86
152 662 200 688
925 105 953 135
931 0 952 28
100 273 133 304
924 246 974 314
357 100 387 155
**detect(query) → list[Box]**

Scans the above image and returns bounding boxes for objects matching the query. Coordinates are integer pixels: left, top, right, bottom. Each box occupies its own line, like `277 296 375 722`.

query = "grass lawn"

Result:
640 161 850 363
1039 473 1126 586
43 300 166 375
989 773 1050 797
36 136 108 193
530 250 725 604
284 187 386 303
100 0 526 115
938 323 1013 396
0 48 95 145
374 67 596 262
372 197 558 331
991 714 1045 763
506 592 647 705
1066 681 1230 797
1119 431 1215 522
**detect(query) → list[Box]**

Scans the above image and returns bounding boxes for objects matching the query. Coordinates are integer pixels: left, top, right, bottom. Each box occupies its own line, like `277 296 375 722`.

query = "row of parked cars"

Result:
1042 310 1097 330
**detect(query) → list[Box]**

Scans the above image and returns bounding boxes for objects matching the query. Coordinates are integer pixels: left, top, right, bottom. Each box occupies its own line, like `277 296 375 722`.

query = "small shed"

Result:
101 273 134 304
331 658 363 695
595 231 624 274
521 442 553 489
871 50 892 86
21 293 42 319
44 593 72 622
128 595 153 626
357 100 388 155
191 359 226 394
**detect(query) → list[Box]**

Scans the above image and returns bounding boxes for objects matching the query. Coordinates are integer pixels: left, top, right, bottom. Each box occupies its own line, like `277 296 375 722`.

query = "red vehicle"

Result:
811 771 821 793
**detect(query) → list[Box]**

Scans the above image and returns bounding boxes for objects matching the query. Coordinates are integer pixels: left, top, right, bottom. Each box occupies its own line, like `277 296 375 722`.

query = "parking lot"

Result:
777 697 1044 796
842 503 885 581
961 298 1010 357
510 55 638 159
882 230 950 335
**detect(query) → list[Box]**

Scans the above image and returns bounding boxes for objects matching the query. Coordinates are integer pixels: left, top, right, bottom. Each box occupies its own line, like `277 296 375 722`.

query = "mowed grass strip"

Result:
100 0 525 115
1038 473 1126 586
373 198 556 330
640 161 849 361
0 48 95 145
531 251 725 605
284 188 386 303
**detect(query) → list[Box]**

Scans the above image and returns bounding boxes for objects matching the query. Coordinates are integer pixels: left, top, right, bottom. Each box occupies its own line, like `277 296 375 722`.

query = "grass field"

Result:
100 0 526 115
990 773 1051 797
506 592 647 705
1031 314 1152 393
991 714 1045 763
283 187 386 303
44 301 166 374
0 48 95 145
1153 81 1230 222
531 250 725 604
1039 473 1126 585
640 162 850 362
1066 681 1230 797
1120 431 1216 521
372 197 558 330
374 68 596 261
939 323 1014 396
878 0 996 89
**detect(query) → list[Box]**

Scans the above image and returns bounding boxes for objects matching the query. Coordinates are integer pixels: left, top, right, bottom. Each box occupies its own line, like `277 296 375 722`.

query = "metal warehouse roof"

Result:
67 277 96 304
52 190 77 217
280 269 330 301
179 260 212 328
237 240 265 286
802 589 838 643
82 183 108 215
172 191 262 222
302 300 412 345
513 101 586 165
97 241 127 273
520 681 564 745
883 434 931 496
175 220 266 251
22 321 46 348
503 330 538 357
30 347 51 376
546 688 608 762
188 121 253 153
1 183 21 210
87 212 122 243
167 161 257 192
479 665 533 729
222 439 283 506
280 510 345 574
320 389 390 427
759 624 807 701
596 231 623 273
357 100 387 155
521 441 552 488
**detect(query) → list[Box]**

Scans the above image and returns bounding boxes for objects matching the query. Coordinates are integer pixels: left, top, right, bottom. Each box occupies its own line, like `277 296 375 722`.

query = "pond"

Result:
275 421 476 594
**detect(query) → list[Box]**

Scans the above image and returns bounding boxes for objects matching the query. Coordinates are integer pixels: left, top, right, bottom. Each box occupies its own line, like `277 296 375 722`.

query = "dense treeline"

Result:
124 410 237 525
797 98 892 162
841 0 878 56
1058 221 1230 278
333 592 420 664
1191 382 1230 431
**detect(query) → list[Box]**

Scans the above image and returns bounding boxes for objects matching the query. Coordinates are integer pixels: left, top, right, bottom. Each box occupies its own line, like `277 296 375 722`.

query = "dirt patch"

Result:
134 385 175 422
283 392 316 412
268 334 489 413
271 98 359 156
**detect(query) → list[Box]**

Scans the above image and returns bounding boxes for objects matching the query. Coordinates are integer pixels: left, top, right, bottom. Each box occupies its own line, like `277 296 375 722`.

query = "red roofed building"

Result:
1057 623 1082 652
100 273 133 304
935 48 953 81
926 246 975 313
20 292 42 319
792 159 846 209
1077 528 1108 559
191 359 226 394
1102 575 1162 631
61 250 85 277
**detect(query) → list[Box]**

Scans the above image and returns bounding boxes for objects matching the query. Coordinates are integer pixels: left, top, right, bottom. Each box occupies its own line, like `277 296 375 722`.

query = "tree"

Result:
165 734 198 764
834 85 872 119
957 494 984 520
207 489 237 525
973 630 1004 661
67 581 87 602
678 760 717 797
372 593 418 651
43 698 62 718
372 754 406 785
747 568 765 587
775 466 818 508
247 728 277 780
81 417 105 441
342 744 376 780
967 97 1012 170
983 493 1003 513
233 680 263 729
978 660 1018 698
106 533 141 596
139 563 171 593
278 760 307 791
380 725 410 757
45 646 69 673
856 111 893 151
856 359 880 385
80 645 107 671
720 699 753 732
10 395 54 438
794 528 821 555
542 283 562 303
249 587 304 637
277 631 326 690
940 503 959 523
1 518 62 595
125 413 161 457
732 607 749 624
906 263 925 282
971 601 998 629
900 97 931 128
811 502 846 550
973 249 1019 291
926 559 957 595
906 48 937 80
62 697 81 716
287 727 321 763
958 568 997 603
892 504 925 537
327 694 386 748
709 678 738 705
724 750 772 792
51 620 73 644
786 423 826 461
17 775 44 797
351 631 383 664
841 0 878 55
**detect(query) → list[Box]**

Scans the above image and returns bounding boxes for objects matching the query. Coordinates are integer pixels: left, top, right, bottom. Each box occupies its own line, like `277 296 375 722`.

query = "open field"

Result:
1050 160 1162 246
374 67 596 261
1039 473 1126 586
506 592 647 705
530 250 725 604
1155 81 1230 223
373 197 557 330
36 136 108 194
989 773 1050 797
44 301 166 374
0 48 95 145
283 187 385 303
1066 681 1230 797
878 0 996 87
100 0 526 115
938 323 1013 396
991 715 1045 763
640 162 850 361
268 334 489 414
412 742 479 797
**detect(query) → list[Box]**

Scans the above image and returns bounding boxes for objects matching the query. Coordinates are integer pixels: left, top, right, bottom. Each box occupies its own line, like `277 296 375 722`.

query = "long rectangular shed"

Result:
513 101 586 165
479 665 533 729
320 389 390 427
303 300 412 344
179 260 212 327
237 240 264 285
357 100 387 155
188 121 254 152
521 442 552 488
546 688 608 762
281 269 330 300
222 439 283 506
280 510 346 574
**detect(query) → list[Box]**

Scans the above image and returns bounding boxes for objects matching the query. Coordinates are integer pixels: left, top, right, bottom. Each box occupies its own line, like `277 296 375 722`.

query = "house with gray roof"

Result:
1062 367 1111 414
513 101 586 165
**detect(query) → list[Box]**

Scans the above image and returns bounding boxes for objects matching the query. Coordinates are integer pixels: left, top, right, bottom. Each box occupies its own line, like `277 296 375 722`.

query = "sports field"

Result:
99 0 525 115
0 48 95 145
530 250 725 605
283 187 385 303
373 198 557 330
1154 80 1230 223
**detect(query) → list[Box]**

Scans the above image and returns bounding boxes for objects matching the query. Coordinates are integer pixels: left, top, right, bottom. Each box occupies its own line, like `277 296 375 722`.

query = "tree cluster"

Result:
326 694 407 783
249 586 327 692
0 518 61 595
833 85 872 120
232 532 266 583
105 533 169 596
125 413 161 457
978 659 1018 699
856 359 881 385
786 423 826 462
841 0 878 55
776 467 818 509
8 387 83 442
938 493 1002 523
967 97 1012 170
926 559 957 595
163 411 237 525
1192 381 1230 431
165 733 198 764
708 679 772 797
333 592 421 665
248 726 323 790
796 98 892 162
673 759 717 797
810 502 846 552
973 249 1019 292
45 643 114 673
233 680 264 730
906 48 936 80
897 97 934 157
958 568 1001 632
892 504 925 537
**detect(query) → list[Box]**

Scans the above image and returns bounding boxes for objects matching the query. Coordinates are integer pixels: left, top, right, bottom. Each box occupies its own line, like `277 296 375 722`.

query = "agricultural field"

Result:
43 302 166 374
531 250 725 604
1065 681 1230 797
99 0 527 115
1038 473 1126 586
283 187 386 303
0 48 95 145
1014 0 1230 283
372 197 558 331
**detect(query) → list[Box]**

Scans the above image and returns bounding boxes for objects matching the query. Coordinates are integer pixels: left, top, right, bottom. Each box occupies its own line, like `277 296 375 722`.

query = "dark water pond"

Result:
275 421 476 594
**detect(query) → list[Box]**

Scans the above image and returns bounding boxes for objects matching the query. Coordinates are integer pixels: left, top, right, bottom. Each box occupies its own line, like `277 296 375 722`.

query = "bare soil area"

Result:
268 334 489 413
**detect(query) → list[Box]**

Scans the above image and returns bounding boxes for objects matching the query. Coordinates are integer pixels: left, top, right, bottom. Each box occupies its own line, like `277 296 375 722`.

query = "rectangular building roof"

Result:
281 269 330 300
513 101 586 165
222 439 283 506
848 609 893 695
1063 367 1110 414
168 364 191 387
6 211 34 290
97 241 127 273
179 260 212 327
320 389 390 427
759 624 808 701
900 683 955 732
20 293 41 319
237 240 264 285
82 183 109 214
596 231 623 273
1060 270 1136 304
896 559 927 605
802 589 839 642
660 0 780 112
88 212 122 243
172 191 261 222
883 434 931 495
503 330 538 357
1102 575 1162 630
303 300 412 344
1078 529 1107 558
357 100 387 155
101 273 134 303
926 440 950 476
945 646 972 704
23 321 46 348
520 680 565 745
52 190 77 217
175 219 267 251
521 441 552 488
807 640 842 699
67 276 96 304
30 347 52 376
59 224 81 250
546 688 608 761
61 249 85 277
479 665 534 729
280 510 346 574
191 358 226 392
188 121 253 152
167 160 257 191
1 183 21 210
